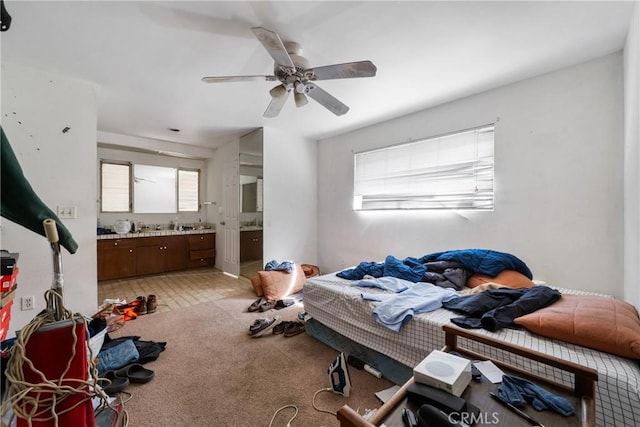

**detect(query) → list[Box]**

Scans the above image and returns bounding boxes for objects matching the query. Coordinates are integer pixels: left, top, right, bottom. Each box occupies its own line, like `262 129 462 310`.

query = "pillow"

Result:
258 264 306 302
250 274 263 297
514 294 640 359
467 270 534 289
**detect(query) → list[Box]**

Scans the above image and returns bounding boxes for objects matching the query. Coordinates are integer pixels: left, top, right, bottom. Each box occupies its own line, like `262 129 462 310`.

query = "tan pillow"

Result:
257 264 306 302
250 274 263 297
467 270 535 289
514 294 640 359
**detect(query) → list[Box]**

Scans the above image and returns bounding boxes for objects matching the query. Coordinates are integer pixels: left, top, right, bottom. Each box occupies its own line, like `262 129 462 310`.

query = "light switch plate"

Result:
57 206 77 219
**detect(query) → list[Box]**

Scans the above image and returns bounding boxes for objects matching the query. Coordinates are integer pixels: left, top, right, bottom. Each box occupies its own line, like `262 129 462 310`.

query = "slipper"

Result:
284 321 305 337
248 297 263 312
272 321 292 335
249 316 281 337
115 363 155 384
98 370 129 395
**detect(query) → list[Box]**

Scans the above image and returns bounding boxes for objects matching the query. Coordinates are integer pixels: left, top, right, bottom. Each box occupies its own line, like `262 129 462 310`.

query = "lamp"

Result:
294 92 308 107
269 84 288 100
293 81 308 107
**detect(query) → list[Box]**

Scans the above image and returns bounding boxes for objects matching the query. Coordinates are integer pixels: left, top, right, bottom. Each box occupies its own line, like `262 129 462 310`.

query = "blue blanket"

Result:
337 249 532 281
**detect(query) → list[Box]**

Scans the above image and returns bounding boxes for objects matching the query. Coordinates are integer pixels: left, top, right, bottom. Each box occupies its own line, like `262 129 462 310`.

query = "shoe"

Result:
134 296 147 315
146 294 157 314
275 299 295 309
98 370 130 395
272 321 292 335
115 363 155 384
258 300 276 312
248 316 281 337
248 297 263 312
284 321 305 337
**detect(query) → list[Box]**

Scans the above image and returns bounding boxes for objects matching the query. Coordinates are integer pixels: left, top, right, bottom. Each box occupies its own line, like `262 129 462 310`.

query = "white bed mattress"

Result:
303 273 640 427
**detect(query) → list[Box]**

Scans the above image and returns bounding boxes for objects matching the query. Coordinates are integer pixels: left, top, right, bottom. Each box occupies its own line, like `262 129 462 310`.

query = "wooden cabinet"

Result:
97 233 215 281
240 230 262 262
97 239 136 281
187 234 216 268
135 235 188 276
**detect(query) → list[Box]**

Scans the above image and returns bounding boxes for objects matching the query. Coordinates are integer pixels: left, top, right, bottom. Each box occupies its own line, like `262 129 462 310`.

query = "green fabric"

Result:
1 126 78 254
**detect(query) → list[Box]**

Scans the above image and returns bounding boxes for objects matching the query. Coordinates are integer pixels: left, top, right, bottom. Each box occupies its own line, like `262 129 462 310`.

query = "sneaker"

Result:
258 300 276 312
134 296 147 315
248 316 281 337
248 297 263 312
146 294 157 314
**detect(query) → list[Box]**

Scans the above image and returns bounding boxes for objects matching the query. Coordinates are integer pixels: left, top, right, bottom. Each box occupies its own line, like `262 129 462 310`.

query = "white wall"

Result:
318 53 625 298
263 127 318 266
1 62 98 335
624 2 640 308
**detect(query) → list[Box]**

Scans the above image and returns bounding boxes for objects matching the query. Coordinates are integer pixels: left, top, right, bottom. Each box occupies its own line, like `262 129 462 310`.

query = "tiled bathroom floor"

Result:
97 267 253 313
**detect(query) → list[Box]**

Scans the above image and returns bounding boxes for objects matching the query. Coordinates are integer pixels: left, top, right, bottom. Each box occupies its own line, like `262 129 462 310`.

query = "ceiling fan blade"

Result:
251 27 296 68
304 83 349 116
263 89 291 118
201 75 277 83
309 60 377 80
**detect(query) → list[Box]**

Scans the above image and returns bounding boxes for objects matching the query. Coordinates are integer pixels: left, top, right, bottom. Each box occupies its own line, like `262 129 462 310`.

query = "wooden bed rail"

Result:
442 324 598 427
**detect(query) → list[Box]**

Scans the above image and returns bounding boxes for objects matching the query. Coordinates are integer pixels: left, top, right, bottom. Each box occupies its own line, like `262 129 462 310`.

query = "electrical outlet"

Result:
56 205 77 219
21 296 35 311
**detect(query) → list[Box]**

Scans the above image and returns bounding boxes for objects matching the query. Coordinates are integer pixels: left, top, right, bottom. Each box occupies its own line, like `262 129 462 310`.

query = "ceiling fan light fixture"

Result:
294 92 308 108
269 84 288 100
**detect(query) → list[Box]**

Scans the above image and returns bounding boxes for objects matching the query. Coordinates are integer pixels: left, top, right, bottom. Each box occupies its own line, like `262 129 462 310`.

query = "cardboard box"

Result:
1 289 16 308
413 350 472 397
0 251 18 275
0 299 13 341
1 266 19 293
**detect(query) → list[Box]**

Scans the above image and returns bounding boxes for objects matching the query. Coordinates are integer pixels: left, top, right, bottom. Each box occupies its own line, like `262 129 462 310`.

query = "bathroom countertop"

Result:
97 228 216 240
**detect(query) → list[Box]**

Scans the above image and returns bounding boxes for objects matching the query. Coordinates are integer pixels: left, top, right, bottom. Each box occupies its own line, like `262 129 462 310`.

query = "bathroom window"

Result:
100 161 131 212
178 169 200 212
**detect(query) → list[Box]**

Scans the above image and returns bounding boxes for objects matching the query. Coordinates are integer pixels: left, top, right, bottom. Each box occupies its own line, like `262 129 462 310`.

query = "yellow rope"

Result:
0 289 125 426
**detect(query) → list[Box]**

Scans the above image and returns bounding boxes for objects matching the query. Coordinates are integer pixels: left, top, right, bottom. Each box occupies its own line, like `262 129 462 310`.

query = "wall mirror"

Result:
240 175 263 213
133 164 177 213
239 128 264 279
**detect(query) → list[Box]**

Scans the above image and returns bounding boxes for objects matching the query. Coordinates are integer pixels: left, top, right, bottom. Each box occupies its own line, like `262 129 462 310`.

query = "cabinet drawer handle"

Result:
114 242 118 246
164 246 168 249
200 236 204 240
129 249 133 253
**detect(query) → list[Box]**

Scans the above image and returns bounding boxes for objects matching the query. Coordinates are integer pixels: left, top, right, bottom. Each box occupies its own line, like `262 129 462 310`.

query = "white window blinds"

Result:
101 162 131 212
353 125 494 211
178 169 200 212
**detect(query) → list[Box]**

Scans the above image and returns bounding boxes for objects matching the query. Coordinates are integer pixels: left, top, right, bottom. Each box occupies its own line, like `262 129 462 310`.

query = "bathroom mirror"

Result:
133 164 177 213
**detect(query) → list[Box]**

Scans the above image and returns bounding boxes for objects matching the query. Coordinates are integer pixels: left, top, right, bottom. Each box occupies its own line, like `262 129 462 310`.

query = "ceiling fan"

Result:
202 27 377 118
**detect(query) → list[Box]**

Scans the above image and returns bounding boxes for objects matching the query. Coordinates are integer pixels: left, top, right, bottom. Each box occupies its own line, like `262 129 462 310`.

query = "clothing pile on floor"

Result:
89 299 166 397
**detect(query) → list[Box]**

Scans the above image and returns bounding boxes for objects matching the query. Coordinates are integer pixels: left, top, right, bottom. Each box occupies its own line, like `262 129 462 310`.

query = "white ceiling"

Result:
1 1 634 150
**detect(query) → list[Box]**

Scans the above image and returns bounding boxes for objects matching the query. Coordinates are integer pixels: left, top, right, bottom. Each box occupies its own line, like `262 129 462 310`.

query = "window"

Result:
100 161 201 213
100 161 131 212
178 169 200 212
353 124 494 211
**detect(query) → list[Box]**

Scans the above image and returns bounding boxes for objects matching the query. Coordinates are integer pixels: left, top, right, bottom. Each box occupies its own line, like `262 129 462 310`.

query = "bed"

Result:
303 271 640 427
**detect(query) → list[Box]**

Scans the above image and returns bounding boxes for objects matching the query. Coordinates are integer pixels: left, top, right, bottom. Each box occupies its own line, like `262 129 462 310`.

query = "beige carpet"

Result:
109 290 393 426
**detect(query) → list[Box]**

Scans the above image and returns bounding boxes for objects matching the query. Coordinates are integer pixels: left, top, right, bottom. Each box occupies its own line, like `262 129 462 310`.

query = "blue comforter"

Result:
337 249 532 282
